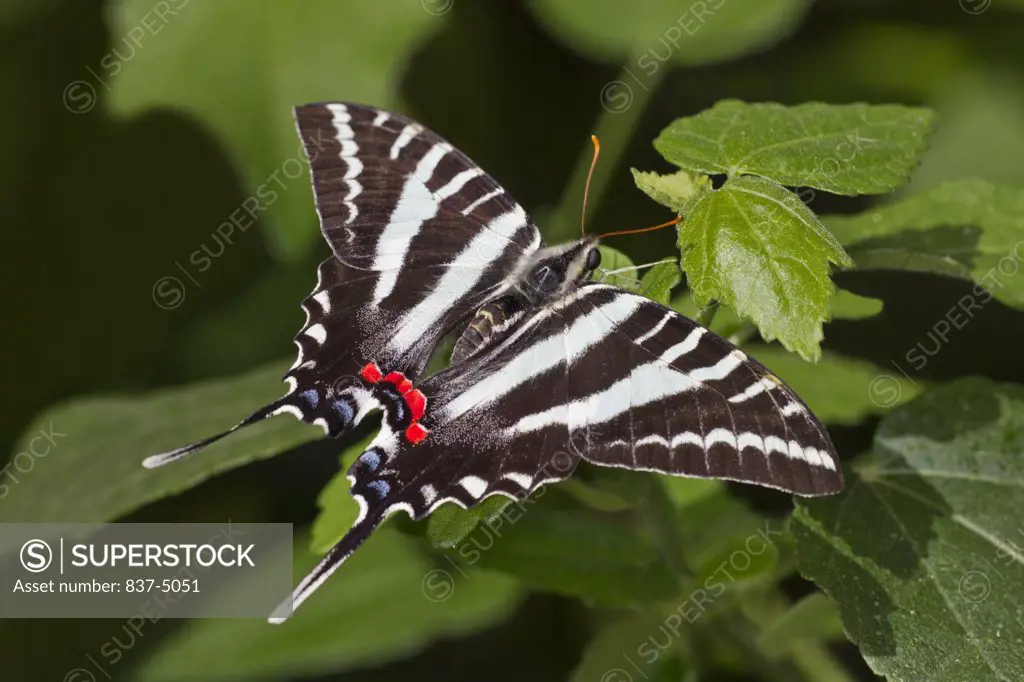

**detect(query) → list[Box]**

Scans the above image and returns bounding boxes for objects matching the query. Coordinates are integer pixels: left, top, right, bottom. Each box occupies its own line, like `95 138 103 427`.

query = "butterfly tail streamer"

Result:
268 505 387 623
141 397 296 469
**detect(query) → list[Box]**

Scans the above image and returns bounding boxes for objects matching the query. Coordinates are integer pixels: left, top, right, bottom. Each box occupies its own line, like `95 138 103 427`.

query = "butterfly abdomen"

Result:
451 295 525 365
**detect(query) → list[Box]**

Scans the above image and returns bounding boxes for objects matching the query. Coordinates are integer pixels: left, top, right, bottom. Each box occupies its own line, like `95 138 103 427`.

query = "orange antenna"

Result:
581 134 601 237
597 215 682 240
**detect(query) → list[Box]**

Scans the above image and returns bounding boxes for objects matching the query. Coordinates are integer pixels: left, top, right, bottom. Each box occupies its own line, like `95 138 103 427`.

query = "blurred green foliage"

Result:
2 1 1024 681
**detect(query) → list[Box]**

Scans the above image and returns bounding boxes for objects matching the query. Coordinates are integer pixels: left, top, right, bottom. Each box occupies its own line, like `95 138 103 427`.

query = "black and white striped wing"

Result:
292 101 542 382
144 103 541 468
416 282 843 498
275 284 842 619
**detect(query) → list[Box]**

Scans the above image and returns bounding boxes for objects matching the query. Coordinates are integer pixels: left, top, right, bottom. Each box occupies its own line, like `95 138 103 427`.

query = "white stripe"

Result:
611 430 832 470
704 428 738 449
370 143 452 302
305 323 326 344
436 167 484 201
781 402 803 416
461 188 502 215
729 377 777 404
443 292 641 420
325 103 349 122
270 404 305 421
389 207 528 354
508 362 701 434
660 327 704 364
327 105 361 223
312 290 331 314
373 111 389 127
390 123 421 159
352 493 368 525
459 475 488 498
635 311 673 346
737 432 765 453
687 349 745 382
501 472 534 489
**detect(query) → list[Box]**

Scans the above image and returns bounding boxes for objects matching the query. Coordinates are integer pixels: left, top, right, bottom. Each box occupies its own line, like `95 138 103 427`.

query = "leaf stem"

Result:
547 48 666 243
696 301 719 329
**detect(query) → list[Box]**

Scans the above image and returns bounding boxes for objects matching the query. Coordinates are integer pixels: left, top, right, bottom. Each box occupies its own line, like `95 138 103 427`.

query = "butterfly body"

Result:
143 102 843 622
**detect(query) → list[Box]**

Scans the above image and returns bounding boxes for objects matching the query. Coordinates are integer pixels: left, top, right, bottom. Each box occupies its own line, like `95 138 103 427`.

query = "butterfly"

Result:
143 102 843 622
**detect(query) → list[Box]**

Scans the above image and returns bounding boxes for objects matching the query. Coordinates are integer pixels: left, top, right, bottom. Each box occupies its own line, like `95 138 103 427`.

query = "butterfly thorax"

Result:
451 239 601 365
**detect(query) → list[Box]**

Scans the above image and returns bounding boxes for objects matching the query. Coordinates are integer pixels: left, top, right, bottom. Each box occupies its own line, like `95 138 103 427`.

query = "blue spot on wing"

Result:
359 450 381 472
300 389 319 408
331 398 354 426
367 480 390 498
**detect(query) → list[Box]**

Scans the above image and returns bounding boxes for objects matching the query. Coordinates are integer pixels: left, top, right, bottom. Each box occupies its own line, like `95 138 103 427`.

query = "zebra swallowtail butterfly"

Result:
143 102 843 622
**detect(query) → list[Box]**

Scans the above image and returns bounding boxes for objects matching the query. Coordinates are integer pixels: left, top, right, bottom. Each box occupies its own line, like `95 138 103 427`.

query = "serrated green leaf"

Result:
679 175 852 361
128 529 522 682
459 491 678 606
655 100 935 195
751 347 920 425
0 360 318 523
109 1 444 259
528 0 814 66
825 179 1024 307
310 435 374 555
597 244 640 291
639 260 682 304
792 378 1024 681
426 496 514 550
756 593 845 657
631 168 702 213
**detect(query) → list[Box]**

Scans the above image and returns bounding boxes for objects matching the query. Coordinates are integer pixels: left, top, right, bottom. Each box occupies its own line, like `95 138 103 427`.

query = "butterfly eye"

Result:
533 265 561 293
585 248 601 271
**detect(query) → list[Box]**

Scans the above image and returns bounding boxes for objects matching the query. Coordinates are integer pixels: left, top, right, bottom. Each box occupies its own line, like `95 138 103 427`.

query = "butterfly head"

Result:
524 239 601 301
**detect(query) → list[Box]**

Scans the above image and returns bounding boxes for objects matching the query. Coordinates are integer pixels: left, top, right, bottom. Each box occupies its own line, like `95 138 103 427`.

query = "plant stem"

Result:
547 48 666 243
696 301 719 329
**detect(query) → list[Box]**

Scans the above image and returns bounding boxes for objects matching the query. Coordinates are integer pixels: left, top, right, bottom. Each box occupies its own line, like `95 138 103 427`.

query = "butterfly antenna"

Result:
597 215 682 240
581 134 601 237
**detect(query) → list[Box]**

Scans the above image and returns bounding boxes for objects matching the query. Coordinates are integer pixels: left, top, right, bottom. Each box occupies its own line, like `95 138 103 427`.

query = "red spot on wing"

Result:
405 423 430 445
364 364 430 444
404 389 426 421
360 362 383 384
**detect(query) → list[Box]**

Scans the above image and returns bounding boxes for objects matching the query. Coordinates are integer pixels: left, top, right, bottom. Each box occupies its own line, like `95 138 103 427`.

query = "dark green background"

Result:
2 0 1023 680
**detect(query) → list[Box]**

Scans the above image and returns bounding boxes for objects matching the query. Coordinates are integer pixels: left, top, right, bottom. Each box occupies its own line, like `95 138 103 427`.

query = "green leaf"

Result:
0 361 319 523
679 175 852 361
792 378 1024 681
458 491 678 606
655 100 935 195
571 611 695 682
109 1 445 259
597 244 640 291
750 347 920 425
639 260 682 304
426 496 514 550
129 529 523 682
756 593 845 657
825 179 1024 307
830 289 883 320
631 168 703 213
528 0 815 66
309 435 374 555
